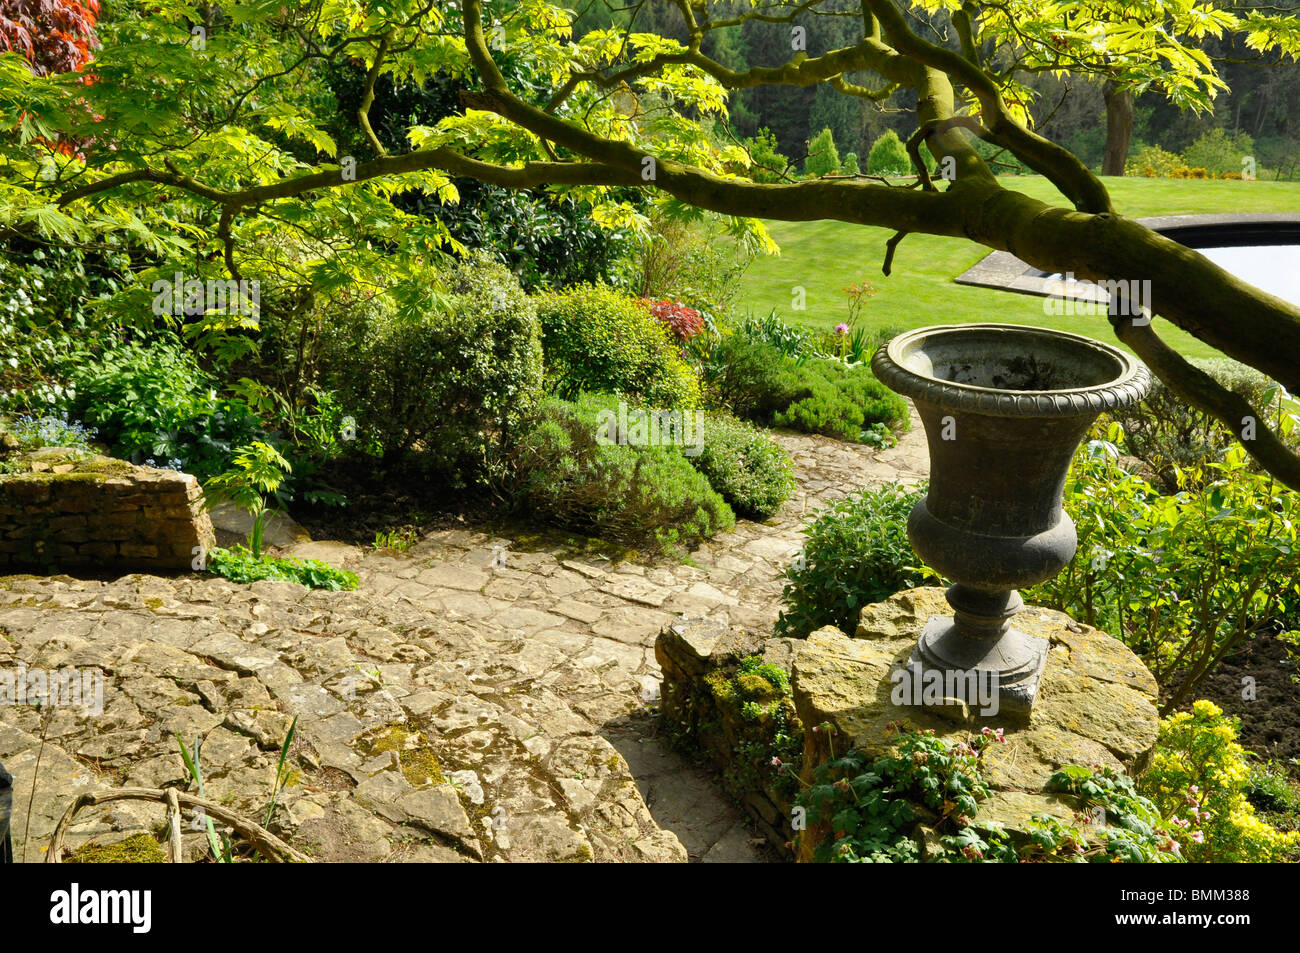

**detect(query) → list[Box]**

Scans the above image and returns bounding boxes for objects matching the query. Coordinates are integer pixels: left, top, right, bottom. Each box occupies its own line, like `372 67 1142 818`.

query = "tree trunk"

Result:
1101 80 1134 176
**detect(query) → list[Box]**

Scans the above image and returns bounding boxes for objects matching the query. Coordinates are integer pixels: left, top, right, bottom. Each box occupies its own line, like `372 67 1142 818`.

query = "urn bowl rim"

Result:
871 322 1152 418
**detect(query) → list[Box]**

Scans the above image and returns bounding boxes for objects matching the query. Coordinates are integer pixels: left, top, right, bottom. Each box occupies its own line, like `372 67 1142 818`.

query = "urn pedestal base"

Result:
909 614 1049 717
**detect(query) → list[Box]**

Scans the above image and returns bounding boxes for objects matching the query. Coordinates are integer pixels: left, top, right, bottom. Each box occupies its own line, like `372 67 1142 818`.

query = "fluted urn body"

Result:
871 324 1152 714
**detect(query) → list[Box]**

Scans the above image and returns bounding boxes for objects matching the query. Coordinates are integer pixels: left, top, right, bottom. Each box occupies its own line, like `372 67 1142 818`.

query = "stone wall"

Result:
0 448 215 572
656 587 1161 860
657 618 805 852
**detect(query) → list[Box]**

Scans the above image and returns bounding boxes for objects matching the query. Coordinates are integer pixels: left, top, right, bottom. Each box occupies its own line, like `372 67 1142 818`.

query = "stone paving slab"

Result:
0 418 928 862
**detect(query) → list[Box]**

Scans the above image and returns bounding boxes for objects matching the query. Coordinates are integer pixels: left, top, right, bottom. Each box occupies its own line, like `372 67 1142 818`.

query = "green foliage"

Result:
1023 765 1183 863
0 243 129 411
777 482 935 637
1107 357 1290 492
1182 128 1256 175
797 727 1181 864
627 209 758 324
866 129 910 176
743 127 789 182
373 528 419 552
797 728 1018 863
773 358 909 442
1142 700 1300 862
689 412 795 519
701 332 908 442
536 283 700 409
203 441 292 558
335 255 543 483
1027 426 1300 711
515 394 734 555
841 152 860 176
805 127 841 178
64 339 266 481
736 310 815 358
207 545 358 591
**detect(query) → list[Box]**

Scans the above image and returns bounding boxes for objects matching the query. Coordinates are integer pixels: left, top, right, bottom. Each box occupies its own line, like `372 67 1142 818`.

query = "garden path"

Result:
0 416 927 863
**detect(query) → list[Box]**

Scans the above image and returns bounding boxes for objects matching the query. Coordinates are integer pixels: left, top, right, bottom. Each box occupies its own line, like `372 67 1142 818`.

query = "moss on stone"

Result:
400 748 444 787
361 723 444 786
68 832 168 864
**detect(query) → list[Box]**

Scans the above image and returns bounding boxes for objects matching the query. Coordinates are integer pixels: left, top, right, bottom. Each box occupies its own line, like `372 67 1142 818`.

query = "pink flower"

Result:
835 323 849 335
1191 831 1204 844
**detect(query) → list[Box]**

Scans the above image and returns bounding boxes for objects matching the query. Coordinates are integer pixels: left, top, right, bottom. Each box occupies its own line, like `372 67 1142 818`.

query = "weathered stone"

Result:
791 587 1158 853
397 785 480 857
0 451 212 572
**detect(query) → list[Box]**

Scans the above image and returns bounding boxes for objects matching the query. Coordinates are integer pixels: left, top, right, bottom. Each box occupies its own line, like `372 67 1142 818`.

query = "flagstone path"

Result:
0 418 927 863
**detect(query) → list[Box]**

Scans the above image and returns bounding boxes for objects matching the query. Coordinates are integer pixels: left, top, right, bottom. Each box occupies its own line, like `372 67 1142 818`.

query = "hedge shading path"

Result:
0 415 927 863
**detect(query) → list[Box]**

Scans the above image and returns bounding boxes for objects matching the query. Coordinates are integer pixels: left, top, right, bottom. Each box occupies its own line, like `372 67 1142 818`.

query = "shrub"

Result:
701 334 801 423
336 255 543 483
743 127 789 183
515 394 734 555
805 127 840 177
773 358 909 442
207 545 358 591
65 339 266 480
866 129 911 176
536 283 701 409
702 336 908 441
1026 426 1300 712
644 298 705 342
690 413 796 519
840 152 860 176
776 482 934 637
1141 700 1300 862
1182 128 1255 176
627 211 756 321
1107 357 1288 493
1125 144 1183 177
0 242 129 412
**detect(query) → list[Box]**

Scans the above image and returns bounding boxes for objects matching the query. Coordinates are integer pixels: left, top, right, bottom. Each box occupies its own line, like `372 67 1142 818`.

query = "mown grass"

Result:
737 176 1300 360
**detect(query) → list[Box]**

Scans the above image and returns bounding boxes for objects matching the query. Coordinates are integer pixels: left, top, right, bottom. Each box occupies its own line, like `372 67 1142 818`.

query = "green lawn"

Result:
737 176 1300 360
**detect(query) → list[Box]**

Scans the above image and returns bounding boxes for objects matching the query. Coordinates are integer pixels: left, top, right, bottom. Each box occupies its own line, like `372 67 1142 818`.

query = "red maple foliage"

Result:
0 0 100 76
643 298 705 342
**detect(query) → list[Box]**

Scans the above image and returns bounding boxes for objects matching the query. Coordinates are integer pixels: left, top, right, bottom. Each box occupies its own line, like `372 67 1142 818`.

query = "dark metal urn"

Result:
871 324 1152 714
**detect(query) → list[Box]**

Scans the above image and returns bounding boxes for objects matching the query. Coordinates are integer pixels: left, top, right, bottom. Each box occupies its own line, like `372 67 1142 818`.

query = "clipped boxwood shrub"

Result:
691 412 795 519
703 334 907 442
516 393 733 555
535 283 701 409
776 481 935 637
773 357 909 442
336 256 542 483
702 333 801 420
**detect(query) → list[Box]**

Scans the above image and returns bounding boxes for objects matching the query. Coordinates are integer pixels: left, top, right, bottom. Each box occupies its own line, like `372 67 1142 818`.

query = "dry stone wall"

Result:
0 448 215 572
